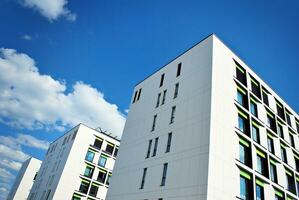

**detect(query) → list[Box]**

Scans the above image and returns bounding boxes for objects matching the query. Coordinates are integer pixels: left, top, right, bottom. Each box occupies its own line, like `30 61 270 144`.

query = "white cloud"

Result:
0 168 14 180
21 34 32 41
0 48 126 138
0 144 30 162
0 159 22 171
0 134 50 150
21 0 76 21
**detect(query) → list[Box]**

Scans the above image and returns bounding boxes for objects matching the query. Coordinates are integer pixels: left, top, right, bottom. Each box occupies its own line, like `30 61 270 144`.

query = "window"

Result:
166 132 172 153
238 111 249 136
151 115 157 131
270 160 278 183
89 184 99 197
93 138 103 149
235 60 247 86
72 194 81 200
262 89 269 106
286 112 292 127
256 149 268 177
256 179 265 200
239 170 252 200
140 168 147 189
146 140 152 158
72 130 77 140
252 122 260 144
277 122 284 139
45 190 51 200
85 150 95 162
97 169 107 183
105 143 114 155
237 87 248 109
137 88 142 101
160 74 165 87
98 155 107 167
267 112 276 132
161 90 167 105
152 137 159 157
239 138 252 167
113 147 118 157
174 83 179 99
286 169 296 194
250 99 258 117
79 180 90 194
250 77 261 98
156 93 161 108
274 190 284 200
294 153 299 172
177 63 181 77
170 106 176 124
276 101 285 120
297 178 299 198
296 120 299 133
106 173 112 185
132 90 138 103
84 165 94 178
161 163 168 186
267 134 275 154
281 145 287 163
289 132 295 148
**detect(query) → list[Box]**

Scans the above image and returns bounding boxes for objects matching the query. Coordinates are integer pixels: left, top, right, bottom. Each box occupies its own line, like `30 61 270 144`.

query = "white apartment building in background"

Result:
7 157 41 200
106 34 299 200
28 123 120 200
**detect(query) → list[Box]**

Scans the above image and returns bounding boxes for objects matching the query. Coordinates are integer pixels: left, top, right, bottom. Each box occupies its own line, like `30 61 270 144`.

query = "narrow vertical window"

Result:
137 88 142 101
174 83 179 99
270 160 278 183
286 111 292 127
250 98 258 117
250 76 261 98
294 153 299 172
281 144 288 163
170 106 176 124
160 74 165 87
256 149 268 177
161 90 167 105
286 169 296 194
237 86 248 109
277 122 284 139
276 101 285 120
274 190 284 200
177 63 181 77
267 134 275 154
152 137 159 157
133 90 138 103
151 115 157 131
235 60 247 86
238 110 249 137
239 170 252 199
166 132 172 153
262 88 269 106
156 93 161 108
146 140 152 158
256 179 265 200
161 163 168 186
289 132 295 148
239 138 252 167
140 168 147 189
252 122 260 144
266 111 276 132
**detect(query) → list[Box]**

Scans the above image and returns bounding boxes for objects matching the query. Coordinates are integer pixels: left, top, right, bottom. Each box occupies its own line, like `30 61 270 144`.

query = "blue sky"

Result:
0 0 298 199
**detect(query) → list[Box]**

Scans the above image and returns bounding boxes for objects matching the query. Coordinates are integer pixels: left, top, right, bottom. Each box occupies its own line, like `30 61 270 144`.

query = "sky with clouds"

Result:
0 0 299 199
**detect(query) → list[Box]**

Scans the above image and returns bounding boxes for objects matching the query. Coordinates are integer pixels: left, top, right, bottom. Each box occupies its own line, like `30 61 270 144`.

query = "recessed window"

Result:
277 122 284 139
276 101 285 120
289 132 295 148
296 120 299 133
239 170 253 200
239 138 252 167
238 110 250 137
286 169 296 194
256 179 265 200
250 99 258 117
170 106 176 124
262 89 269 106
93 138 103 150
266 111 276 132
267 134 275 154
235 60 247 86
152 137 159 157
296 177 299 198
85 150 95 162
106 173 112 185
177 63 182 77
161 90 167 105
252 122 260 144
270 160 278 183
160 74 165 87
151 115 157 131
105 143 115 155
237 86 248 109
166 132 172 153
156 93 161 108
294 153 299 172
161 163 168 186
274 190 284 200
79 180 90 194
256 149 268 177
84 165 94 178
89 184 99 197
97 169 107 183
281 144 288 163
113 147 118 157
146 140 152 158
72 194 81 200
174 83 179 99
286 111 292 127
98 155 107 167
250 77 261 99
140 168 147 189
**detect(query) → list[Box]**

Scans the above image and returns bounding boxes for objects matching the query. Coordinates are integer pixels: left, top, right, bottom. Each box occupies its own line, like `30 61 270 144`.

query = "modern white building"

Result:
7 157 41 200
106 34 299 200
28 123 120 200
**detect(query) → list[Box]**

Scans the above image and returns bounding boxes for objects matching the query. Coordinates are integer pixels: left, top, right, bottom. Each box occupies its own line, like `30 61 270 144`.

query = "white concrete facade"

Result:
28 123 120 200
106 34 299 200
7 157 41 200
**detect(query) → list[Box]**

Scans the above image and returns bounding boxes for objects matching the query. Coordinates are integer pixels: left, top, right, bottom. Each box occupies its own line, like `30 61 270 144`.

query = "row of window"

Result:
155 83 179 108
46 130 77 155
235 60 299 134
151 106 176 131
146 132 172 158
140 163 168 189
91 137 119 157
